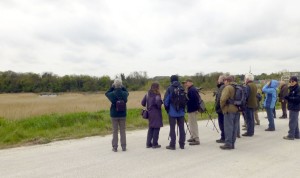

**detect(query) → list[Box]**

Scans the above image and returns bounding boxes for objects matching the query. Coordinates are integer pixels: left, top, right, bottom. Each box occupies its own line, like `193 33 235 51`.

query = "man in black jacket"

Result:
283 76 300 140
183 78 200 145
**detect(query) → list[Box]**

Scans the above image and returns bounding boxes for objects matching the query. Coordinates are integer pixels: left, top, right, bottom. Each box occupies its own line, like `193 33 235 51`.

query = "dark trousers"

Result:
245 108 255 135
288 111 300 138
169 116 185 148
217 112 225 140
281 101 287 117
146 128 160 147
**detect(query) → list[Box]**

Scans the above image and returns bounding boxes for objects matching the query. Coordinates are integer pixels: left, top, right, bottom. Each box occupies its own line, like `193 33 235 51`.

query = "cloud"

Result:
0 0 300 78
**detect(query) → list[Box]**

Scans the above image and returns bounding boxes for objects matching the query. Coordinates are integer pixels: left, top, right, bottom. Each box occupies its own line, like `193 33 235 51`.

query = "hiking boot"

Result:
112 147 117 152
189 141 200 145
152 145 161 149
220 144 233 150
166 146 176 150
283 136 294 140
180 145 185 149
265 128 275 131
216 139 225 143
242 133 253 137
187 138 195 142
122 147 126 151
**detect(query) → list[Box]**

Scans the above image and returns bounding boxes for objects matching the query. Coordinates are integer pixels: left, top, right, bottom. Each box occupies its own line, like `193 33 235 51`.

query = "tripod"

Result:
205 109 219 133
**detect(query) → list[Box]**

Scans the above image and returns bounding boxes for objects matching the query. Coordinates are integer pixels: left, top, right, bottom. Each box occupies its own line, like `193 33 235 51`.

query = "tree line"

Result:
0 70 282 93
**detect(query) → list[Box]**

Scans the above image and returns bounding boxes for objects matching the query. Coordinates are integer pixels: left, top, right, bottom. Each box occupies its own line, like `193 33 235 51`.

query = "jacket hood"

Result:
270 80 279 88
171 81 181 87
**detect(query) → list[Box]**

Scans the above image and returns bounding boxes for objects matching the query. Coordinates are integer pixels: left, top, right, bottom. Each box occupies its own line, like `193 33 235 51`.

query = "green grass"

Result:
0 102 218 149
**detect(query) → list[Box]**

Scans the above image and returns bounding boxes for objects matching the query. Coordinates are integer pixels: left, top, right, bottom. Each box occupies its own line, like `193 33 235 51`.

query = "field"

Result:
0 90 215 120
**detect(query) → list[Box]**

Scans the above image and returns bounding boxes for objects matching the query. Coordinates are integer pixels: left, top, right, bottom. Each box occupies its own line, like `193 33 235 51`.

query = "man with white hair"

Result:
242 73 258 137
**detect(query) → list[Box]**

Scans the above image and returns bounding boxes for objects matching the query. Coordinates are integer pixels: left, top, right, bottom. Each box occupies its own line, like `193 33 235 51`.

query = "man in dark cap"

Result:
183 78 201 145
283 76 300 140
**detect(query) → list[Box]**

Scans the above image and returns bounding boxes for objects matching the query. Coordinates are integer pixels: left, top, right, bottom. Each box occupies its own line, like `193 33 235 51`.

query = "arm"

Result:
220 86 230 111
141 94 147 107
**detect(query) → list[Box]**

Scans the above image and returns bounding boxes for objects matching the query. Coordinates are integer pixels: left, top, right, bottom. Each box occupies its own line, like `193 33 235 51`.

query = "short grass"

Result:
0 102 217 149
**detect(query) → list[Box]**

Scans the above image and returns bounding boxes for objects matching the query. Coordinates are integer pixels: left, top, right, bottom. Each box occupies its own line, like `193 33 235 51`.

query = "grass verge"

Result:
0 103 217 149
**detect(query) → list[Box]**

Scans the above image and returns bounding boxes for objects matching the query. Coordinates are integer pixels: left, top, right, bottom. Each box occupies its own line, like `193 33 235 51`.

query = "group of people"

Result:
105 74 300 152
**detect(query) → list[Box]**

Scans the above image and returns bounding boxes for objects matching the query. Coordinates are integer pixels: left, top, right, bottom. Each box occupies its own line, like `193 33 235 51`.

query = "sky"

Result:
0 0 300 78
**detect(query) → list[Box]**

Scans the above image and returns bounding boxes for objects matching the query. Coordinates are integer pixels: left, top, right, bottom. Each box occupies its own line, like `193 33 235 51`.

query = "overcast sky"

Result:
0 0 299 78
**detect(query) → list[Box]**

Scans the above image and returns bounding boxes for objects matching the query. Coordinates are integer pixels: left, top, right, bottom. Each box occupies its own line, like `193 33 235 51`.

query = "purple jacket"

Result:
141 92 163 128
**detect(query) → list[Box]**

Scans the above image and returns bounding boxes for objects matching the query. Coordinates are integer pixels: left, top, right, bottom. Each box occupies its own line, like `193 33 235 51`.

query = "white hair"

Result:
245 73 254 81
113 78 123 88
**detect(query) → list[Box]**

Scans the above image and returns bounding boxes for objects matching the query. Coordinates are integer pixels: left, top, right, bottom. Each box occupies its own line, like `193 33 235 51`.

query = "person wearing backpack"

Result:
183 78 200 146
279 81 289 119
283 76 300 140
141 82 163 148
242 73 257 137
262 80 279 131
215 75 226 143
164 75 186 150
105 78 129 152
220 75 240 150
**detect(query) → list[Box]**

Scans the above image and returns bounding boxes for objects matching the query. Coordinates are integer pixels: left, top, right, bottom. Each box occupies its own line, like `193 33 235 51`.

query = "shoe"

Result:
112 147 117 152
220 144 233 150
189 141 200 145
180 145 185 149
237 134 241 138
279 116 287 119
265 128 275 131
216 139 225 143
242 127 247 130
166 146 176 150
146 145 152 148
187 138 195 142
242 133 253 137
242 124 246 127
122 147 126 151
283 136 294 140
295 137 300 139
255 123 260 125
152 145 161 148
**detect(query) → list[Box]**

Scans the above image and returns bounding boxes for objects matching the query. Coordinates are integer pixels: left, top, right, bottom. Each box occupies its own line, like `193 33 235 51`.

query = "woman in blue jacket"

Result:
262 80 279 131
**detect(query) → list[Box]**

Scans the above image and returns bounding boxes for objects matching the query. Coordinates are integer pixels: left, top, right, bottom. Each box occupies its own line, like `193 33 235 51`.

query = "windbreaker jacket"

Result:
285 84 300 111
163 81 185 117
105 87 129 118
262 80 279 109
186 85 200 113
220 82 239 114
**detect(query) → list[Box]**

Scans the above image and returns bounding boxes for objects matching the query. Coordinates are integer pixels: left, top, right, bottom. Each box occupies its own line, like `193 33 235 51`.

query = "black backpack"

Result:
115 93 126 112
228 84 248 112
170 85 188 111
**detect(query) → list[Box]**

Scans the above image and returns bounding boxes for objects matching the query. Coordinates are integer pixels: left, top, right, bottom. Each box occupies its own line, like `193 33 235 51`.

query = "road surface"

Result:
0 111 299 178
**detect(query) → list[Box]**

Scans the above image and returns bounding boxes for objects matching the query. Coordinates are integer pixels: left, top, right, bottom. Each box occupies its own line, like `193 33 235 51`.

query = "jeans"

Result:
245 108 255 135
266 107 275 129
224 112 240 147
288 111 300 138
169 116 186 147
111 118 126 149
217 112 225 140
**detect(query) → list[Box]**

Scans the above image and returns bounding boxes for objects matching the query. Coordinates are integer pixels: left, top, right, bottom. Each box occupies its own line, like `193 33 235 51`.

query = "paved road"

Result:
1 111 300 178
